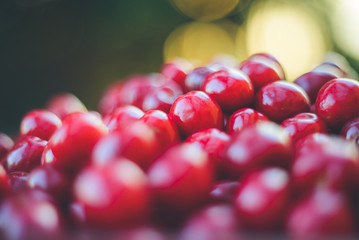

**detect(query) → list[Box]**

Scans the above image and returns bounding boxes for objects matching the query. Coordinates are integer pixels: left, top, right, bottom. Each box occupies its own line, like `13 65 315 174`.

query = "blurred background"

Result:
1 0 358 132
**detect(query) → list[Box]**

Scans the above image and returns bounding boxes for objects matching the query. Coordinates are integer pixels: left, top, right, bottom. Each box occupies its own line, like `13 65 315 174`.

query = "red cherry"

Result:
291 133 359 194
294 71 337 103
46 93 87 119
185 67 216 91
0 165 9 200
169 91 223 137
92 122 160 170
208 181 239 203
179 204 241 240
73 160 149 228
255 81 310 123
239 55 284 92
223 122 292 179
200 69 254 113
160 59 192 92
312 62 347 78
8 171 29 193
6 136 47 173
280 113 327 143
98 81 123 115
0 189 62 239
185 128 230 176
315 78 359 130
28 165 71 203
341 117 359 146
20 109 62 141
226 108 268 134
148 144 213 213
105 105 144 132
0 133 14 159
140 110 180 151
286 187 354 238
42 112 108 174
234 167 290 229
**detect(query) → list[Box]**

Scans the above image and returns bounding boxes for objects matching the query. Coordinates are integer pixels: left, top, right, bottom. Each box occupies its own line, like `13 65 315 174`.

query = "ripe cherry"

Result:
104 105 144 132
223 122 292 179
341 117 359 146
234 167 290 230
312 62 347 78
255 81 310 123
226 108 268 134
6 136 47 173
8 171 29 193
315 78 359 130
73 159 149 228
160 59 192 92
208 181 239 203
294 71 337 104
280 113 327 143
46 93 87 119
20 110 62 140
42 112 108 174
169 91 223 137
185 67 216 92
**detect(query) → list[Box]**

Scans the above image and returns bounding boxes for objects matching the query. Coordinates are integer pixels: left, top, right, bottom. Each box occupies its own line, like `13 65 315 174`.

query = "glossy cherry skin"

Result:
208 180 239 204
0 133 14 159
140 110 180 151
148 144 213 214
234 167 290 230
312 62 347 78
98 81 123 115
6 136 47 173
0 165 9 200
0 189 62 240
255 81 310 123
8 171 29 193
92 122 161 170
239 55 284 92
169 91 223 137
341 117 359 146
42 112 108 174
20 110 62 141
46 93 87 119
104 105 144 132
28 165 71 203
291 133 359 194
223 122 292 179
315 78 359 130
185 66 216 91
185 128 230 176
286 187 354 238
294 71 337 104
73 159 150 228
179 204 241 240
160 59 192 92
200 69 254 113
280 113 327 143
226 108 268 134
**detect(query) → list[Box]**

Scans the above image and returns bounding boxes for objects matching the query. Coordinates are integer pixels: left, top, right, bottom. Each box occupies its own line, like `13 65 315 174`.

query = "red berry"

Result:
294 71 337 104
0 133 14 159
105 105 144 132
255 81 310 123
42 112 108 174
160 59 192 92
200 69 254 113
148 144 213 213
223 122 292 178
73 160 149 228
209 181 239 203
46 93 87 119
341 117 359 146
98 81 123 115
169 91 223 137
239 53 285 91
312 62 347 78
280 113 327 143
185 67 216 91
226 108 268 134
8 171 29 193
0 165 9 200
315 78 359 130
234 167 290 229
92 122 160 170
6 136 47 173
20 110 62 140
286 187 354 238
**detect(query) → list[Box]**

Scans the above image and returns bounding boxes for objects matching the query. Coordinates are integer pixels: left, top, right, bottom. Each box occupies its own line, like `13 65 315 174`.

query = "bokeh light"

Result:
164 21 237 64
244 1 330 80
330 0 359 62
172 0 239 21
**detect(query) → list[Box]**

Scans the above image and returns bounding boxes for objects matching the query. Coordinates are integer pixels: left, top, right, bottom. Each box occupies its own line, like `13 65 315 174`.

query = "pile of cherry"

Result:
0 53 359 240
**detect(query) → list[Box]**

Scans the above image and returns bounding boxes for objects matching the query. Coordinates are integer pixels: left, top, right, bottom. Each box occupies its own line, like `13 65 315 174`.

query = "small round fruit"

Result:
46 93 87 119
341 117 359 146
226 108 268 134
